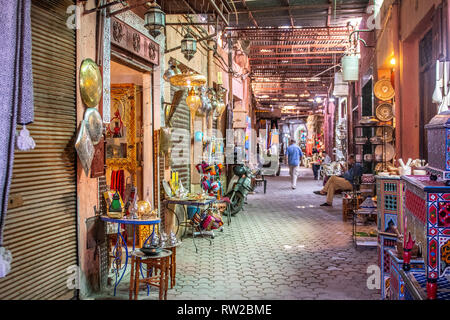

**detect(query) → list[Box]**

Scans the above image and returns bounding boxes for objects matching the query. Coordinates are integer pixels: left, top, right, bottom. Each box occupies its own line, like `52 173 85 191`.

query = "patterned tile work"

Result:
92 167 380 300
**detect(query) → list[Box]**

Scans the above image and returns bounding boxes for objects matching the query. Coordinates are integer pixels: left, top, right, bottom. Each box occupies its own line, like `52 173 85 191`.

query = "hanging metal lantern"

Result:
181 29 197 61
163 60 182 82
144 1 166 38
208 88 218 111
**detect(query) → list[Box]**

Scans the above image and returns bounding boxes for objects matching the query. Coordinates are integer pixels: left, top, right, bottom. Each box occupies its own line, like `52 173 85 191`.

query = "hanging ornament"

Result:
15 125 36 151
75 120 95 176
0 247 12 278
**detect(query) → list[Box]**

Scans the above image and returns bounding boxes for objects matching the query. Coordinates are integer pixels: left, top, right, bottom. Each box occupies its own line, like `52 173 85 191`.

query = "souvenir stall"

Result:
386 111 450 300
160 65 227 252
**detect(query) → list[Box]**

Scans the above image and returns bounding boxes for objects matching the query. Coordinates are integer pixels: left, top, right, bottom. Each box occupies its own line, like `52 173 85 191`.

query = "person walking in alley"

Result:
313 154 362 207
286 139 303 189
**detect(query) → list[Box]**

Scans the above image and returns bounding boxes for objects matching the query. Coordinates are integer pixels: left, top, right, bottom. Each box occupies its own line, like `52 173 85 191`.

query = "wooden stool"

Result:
164 242 181 289
342 196 362 222
129 249 172 300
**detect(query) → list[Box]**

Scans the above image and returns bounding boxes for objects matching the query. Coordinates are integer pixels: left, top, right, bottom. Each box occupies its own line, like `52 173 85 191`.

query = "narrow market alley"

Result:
2 0 450 305
99 167 379 300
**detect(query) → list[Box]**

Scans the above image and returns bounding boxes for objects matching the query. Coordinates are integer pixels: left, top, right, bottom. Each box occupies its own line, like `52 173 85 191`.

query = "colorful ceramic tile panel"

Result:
411 272 450 300
405 189 427 224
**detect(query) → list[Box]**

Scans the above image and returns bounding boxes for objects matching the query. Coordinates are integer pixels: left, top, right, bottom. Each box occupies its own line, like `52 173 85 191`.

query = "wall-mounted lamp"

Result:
390 57 396 66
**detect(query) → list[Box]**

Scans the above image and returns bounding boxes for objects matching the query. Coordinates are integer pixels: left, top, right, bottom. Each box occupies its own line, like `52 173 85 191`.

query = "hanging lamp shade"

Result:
342 55 360 81
144 1 166 38
181 30 197 61
169 71 206 87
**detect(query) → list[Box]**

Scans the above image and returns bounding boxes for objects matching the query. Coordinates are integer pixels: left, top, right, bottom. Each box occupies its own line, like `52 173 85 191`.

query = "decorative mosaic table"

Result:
387 249 425 300
376 175 404 299
401 175 450 299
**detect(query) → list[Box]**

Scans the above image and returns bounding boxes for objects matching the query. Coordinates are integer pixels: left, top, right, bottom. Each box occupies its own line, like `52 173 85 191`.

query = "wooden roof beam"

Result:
240 0 259 28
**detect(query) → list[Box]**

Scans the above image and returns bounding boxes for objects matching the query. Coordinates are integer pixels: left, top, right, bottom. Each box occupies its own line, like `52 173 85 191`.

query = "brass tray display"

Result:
375 103 394 122
80 58 103 107
374 79 395 101
375 143 395 162
169 72 207 87
376 126 394 143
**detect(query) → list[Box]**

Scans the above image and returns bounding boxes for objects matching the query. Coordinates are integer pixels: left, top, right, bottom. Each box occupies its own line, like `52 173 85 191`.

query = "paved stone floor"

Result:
95 166 380 300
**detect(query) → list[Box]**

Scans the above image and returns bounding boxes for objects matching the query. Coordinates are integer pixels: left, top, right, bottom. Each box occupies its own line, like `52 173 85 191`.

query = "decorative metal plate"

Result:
374 79 395 101
376 103 394 122
80 58 103 107
375 143 395 162
376 126 394 143
84 107 103 145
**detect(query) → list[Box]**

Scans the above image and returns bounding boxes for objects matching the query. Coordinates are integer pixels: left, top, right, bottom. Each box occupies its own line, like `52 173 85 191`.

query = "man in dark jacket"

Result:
313 154 362 207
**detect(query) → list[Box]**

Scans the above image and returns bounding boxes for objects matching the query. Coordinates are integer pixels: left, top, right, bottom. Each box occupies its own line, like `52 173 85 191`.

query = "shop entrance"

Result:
105 60 153 247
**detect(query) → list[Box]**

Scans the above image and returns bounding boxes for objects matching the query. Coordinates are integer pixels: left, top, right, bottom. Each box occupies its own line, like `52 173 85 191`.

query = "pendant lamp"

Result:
186 87 202 125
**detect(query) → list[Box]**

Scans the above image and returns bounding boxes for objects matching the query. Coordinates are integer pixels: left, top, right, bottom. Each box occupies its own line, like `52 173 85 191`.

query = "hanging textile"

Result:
0 0 33 278
111 170 125 199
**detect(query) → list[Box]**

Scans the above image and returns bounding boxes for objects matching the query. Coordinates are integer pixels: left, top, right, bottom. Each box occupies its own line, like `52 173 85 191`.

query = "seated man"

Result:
313 154 362 207
311 149 320 180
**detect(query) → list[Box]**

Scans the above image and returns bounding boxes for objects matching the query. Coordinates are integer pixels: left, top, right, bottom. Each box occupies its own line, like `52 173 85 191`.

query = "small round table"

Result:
100 216 160 296
129 249 172 300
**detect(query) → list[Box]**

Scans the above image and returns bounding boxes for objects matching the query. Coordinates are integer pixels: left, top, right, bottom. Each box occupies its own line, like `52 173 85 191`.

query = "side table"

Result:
129 249 172 300
163 242 182 288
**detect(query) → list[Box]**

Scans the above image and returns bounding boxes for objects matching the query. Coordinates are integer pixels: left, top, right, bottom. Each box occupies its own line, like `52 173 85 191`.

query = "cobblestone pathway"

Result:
97 166 380 300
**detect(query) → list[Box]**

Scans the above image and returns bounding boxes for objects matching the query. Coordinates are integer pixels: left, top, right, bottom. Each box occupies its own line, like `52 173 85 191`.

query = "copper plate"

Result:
80 58 103 107
375 103 394 122
374 79 395 101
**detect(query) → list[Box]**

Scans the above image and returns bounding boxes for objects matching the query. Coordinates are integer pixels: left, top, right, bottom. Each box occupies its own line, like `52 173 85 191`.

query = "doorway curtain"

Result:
0 0 34 277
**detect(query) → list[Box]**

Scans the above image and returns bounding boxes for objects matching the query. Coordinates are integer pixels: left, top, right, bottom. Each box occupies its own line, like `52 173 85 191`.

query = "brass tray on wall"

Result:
376 103 394 122
374 79 395 101
80 58 103 107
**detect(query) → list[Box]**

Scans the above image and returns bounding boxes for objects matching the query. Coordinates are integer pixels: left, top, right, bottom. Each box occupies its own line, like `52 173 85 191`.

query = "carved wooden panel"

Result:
91 137 106 178
110 17 159 66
